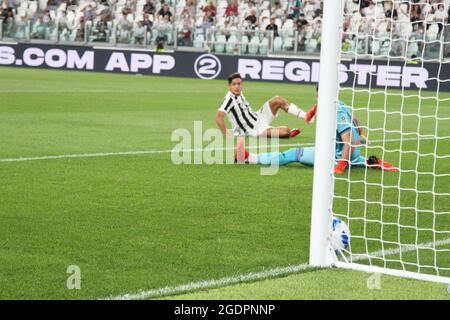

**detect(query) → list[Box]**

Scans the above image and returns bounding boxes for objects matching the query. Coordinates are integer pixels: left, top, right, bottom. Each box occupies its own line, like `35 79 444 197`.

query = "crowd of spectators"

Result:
0 0 448 58
342 0 450 58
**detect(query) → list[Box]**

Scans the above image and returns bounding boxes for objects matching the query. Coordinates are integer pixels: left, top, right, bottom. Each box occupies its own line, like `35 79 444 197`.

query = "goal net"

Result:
310 0 450 284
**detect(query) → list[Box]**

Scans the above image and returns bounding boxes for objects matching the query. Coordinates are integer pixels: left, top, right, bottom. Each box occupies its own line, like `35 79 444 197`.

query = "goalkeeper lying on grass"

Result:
236 99 396 174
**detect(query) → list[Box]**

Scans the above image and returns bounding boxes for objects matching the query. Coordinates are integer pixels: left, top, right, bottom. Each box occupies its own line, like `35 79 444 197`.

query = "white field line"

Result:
107 263 313 301
0 136 434 163
349 237 450 261
0 142 314 163
106 237 450 300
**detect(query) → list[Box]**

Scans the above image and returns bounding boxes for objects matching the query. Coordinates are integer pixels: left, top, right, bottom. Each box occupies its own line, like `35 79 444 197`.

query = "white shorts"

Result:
249 101 277 136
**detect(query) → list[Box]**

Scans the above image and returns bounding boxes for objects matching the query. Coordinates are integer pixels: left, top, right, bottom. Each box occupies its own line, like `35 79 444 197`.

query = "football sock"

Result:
248 153 258 164
256 148 303 166
251 147 316 166
287 103 306 119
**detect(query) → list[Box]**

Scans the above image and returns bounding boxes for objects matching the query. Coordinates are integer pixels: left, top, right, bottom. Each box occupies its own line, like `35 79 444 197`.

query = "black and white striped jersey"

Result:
218 91 259 136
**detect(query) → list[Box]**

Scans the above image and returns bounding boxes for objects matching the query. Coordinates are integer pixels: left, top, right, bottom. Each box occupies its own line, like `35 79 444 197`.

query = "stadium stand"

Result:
0 0 448 58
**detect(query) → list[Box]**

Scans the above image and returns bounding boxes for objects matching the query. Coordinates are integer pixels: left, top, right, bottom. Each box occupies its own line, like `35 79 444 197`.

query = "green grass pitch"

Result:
0 67 449 299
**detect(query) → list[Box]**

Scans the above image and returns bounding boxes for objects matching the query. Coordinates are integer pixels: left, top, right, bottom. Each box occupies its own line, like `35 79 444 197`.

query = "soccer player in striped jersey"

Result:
235 97 396 173
215 72 316 138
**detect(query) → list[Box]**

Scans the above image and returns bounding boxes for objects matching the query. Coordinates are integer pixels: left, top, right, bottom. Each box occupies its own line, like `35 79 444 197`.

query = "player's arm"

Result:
335 129 352 174
215 110 229 136
353 117 367 144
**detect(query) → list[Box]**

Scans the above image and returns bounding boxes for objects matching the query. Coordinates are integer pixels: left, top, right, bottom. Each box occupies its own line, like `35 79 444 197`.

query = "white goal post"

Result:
310 0 450 285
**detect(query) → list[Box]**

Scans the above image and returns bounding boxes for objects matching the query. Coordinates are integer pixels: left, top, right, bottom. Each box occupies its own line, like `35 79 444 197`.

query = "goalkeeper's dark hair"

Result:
228 72 242 84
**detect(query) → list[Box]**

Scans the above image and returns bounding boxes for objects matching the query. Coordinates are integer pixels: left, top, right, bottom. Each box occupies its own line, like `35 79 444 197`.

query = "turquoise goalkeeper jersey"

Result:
335 101 362 163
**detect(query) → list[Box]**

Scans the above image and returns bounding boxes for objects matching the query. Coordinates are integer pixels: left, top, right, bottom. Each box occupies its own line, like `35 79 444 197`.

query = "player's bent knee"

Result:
269 96 282 108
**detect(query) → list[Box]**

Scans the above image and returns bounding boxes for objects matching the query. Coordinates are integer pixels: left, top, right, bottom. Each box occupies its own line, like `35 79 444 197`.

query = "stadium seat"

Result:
28 1 38 16
248 36 259 55
260 17 269 30
240 35 249 54
380 40 391 56
260 9 270 21
193 34 205 48
226 35 238 54
69 28 77 42
282 19 294 33
150 29 158 44
356 37 366 54
274 18 282 30
214 35 226 53
426 24 439 42
19 1 28 10
50 9 56 21
259 37 269 55
345 0 360 13
347 39 356 52
166 30 173 45
273 36 283 52
407 41 419 58
49 27 59 41
282 37 294 51
261 1 270 10
216 16 226 28
206 32 214 48
218 0 228 9
38 0 46 10
371 40 380 55
305 38 318 53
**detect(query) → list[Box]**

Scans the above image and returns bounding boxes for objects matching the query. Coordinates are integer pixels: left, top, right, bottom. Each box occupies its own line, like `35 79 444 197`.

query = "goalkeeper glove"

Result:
334 160 348 174
366 155 397 172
